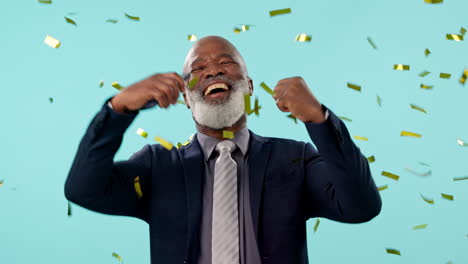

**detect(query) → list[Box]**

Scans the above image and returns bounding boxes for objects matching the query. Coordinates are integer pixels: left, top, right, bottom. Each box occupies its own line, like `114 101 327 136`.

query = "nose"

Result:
205 63 225 79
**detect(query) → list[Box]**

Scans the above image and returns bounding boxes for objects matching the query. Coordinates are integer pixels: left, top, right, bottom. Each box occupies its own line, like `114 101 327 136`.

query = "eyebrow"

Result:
190 53 235 67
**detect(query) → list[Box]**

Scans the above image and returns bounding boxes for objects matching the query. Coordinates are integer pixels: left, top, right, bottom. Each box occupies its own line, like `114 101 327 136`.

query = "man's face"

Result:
183 37 253 130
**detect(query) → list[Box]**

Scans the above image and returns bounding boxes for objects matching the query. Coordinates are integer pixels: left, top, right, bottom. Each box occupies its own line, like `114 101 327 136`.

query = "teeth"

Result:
204 83 229 95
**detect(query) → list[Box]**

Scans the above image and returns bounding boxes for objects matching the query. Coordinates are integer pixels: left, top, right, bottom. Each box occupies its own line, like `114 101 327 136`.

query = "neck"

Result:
196 115 247 141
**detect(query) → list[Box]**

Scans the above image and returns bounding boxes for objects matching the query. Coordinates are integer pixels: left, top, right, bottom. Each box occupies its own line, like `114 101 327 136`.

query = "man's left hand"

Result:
272 76 326 123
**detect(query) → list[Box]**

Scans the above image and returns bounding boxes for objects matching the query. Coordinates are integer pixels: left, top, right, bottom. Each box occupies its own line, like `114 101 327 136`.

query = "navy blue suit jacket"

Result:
64 98 382 264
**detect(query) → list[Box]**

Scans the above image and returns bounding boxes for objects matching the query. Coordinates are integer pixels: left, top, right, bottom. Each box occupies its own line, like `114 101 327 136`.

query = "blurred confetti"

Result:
64 17 77 26
441 193 454 201
112 252 122 262
49 97 53 103
269 8 291 17
287 114 297 124
223 131 234 139
38 0 52 3
338 116 352 122
413 224 428 230
134 176 143 199
453 176 468 181
367 37 377 49
420 84 434 90
446 34 463 41
377 185 388 191
353 136 368 141
67 201 72 216
136 128 148 138
112 82 124 90
424 48 431 56
410 104 427 113
394 64 410 71
99 80 104 88
382 171 400 181
188 34 197 41
295 34 312 42
376 95 382 106
367 155 375 163
400 131 422 138
154 136 174 150
424 0 443 3
347 82 361 92
439 73 451 79
459 69 468 84
386 248 401 256
313 218 320 232
420 193 434 204
106 19 118 24
124 12 140 21
419 70 430 77
260 82 275 95
456 138 467 146
44 35 61 48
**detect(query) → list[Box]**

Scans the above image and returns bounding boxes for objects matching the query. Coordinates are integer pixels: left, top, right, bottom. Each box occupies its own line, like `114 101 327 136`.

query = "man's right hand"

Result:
110 73 186 113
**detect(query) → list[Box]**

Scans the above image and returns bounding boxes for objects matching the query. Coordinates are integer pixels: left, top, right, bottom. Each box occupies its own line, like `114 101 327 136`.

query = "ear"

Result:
183 92 191 109
248 77 254 96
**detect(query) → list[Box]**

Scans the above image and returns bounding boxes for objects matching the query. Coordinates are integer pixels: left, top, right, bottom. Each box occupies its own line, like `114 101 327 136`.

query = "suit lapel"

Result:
247 130 271 240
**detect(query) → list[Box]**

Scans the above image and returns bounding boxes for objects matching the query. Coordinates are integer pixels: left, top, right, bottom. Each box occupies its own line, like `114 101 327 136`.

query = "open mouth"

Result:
204 82 231 96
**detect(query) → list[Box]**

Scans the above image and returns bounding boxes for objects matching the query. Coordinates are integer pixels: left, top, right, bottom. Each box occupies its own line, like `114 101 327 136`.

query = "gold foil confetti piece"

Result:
295 34 312 42
459 69 468 84
188 76 199 90
112 252 122 262
441 193 454 200
460 27 467 35
453 176 468 181
347 82 361 92
260 82 275 95
67 12 78 15
456 138 467 146
338 116 352 122
177 100 185 104
440 73 451 79
44 35 61 48
394 64 410 71
386 248 401 256
134 176 143 198
112 81 124 90
241 25 250 31
223 131 234 139
377 185 388 191
176 142 182 149
420 83 434 90
410 104 427 113
136 128 148 138
244 94 253 115
424 48 431 56
154 136 174 150
67 201 72 216
382 171 400 181
400 131 422 138
188 34 197 41
376 95 382 106
405 168 431 177
367 37 377 49
420 193 434 204
49 97 53 103
287 114 297 124
446 34 463 41
313 218 320 232
99 80 104 88
419 70 430 77
233 28 242 34
269 8 291 17
124 13 140 21
353 136 368 141
38 0 52 3
253 97 261 116
413 224 428 230
182 140 191 146
367 155 375 163
106 19 118 24
64 17 77 26
0 179 3 187
424 0 443 3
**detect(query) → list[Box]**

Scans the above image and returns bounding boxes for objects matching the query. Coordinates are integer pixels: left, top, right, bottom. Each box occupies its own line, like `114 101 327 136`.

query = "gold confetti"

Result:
260 82 275 95
367 37 377 49
136 128 148 138
49 97 53 103
453 176 468 181
38 0 52 3
456 138 467 146
405 168 431 177
441 193 454 200
377 185 388 191
106 19 118 24
459 69 468 84
177 100 185 104
67 201 72 216
269 8 291 17
424 48 431 56
413 224 428 230
295 34 312 42
244 94 253 115
223 131 234 139
134 176 143 199
446 34 463 41
460 27 467 35
367 155 375 163
188 34 197 41
382 171 400 181
313 218 320 233
99 80 104 88
154 136 173 150
188 76 199 90
410 104 427 113
420 84 434 90
419 70 430 77
112 252 122 262
419 161 430 167
347 82 361 92
440 73 451 79
287 114 297 124
112 82 124 90
394 64 410 71
64 17 77 26
400 131 422 138
420 193 434 204
424 0 443 3
377 95 382 106
353 136 368 141
124 13 140 21
233 28 241 34
44 35 61 48
241 25 250 31
386 248 401 256
253 97 261 116
176 142 182 149
338 116 352 122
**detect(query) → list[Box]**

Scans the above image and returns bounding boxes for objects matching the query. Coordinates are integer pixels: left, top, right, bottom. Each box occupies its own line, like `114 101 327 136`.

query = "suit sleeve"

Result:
302 104 382 223
64 97 151 223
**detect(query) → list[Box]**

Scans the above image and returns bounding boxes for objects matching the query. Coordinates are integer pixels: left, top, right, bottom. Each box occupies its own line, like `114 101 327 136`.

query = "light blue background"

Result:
1 0 467 263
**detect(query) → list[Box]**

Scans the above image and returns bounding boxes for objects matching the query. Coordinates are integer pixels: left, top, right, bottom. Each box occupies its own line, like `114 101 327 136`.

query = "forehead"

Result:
187 40 239 65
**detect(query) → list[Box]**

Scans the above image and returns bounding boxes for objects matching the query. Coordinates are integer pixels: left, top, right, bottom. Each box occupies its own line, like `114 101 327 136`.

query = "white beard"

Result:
187 78 249 130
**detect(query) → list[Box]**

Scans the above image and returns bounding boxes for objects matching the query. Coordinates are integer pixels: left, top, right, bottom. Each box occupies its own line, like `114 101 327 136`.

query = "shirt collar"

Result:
196 126 250 161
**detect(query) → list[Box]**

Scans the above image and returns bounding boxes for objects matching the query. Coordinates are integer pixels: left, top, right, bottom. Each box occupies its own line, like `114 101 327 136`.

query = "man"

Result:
64 35 382 264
